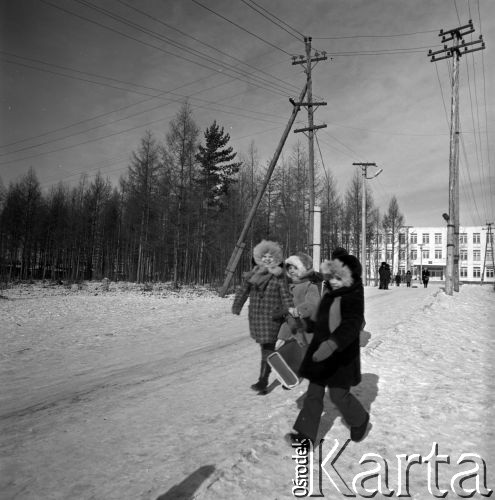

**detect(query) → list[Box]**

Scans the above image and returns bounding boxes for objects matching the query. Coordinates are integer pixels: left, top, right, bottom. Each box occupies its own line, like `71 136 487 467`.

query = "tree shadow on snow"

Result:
295 373 379 443
156 465 215 500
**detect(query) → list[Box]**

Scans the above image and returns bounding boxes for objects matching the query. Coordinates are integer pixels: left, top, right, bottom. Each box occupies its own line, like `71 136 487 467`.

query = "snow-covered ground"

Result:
1 281 494 499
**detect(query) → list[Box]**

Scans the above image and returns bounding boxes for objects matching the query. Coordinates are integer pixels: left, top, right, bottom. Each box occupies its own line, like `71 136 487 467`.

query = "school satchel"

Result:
267 338 308 389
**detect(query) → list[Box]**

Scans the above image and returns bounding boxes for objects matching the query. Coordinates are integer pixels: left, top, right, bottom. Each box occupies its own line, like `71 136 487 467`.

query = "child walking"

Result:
232 240 293 395
275 252 320 350
286 254 370 445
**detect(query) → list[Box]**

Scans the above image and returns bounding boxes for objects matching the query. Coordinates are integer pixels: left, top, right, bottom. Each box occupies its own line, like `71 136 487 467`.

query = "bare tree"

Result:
382 196 404 274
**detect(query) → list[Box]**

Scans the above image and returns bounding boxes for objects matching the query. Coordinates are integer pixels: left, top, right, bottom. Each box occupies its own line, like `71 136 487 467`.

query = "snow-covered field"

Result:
1 281 494 499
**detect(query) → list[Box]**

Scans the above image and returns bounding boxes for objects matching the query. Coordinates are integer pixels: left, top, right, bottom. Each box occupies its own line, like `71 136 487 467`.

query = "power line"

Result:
313 29 439 40
0 54 292 158
115 0 301 93
191 0 292 56
238 0 302 40
40 0 296 98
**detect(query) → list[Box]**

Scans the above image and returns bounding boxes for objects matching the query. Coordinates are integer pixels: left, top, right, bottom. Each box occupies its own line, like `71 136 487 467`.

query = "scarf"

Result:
248 264 282 291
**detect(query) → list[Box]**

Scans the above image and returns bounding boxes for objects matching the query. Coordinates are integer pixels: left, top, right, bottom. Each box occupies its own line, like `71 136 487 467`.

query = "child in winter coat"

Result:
232 240 294 395
275 252 320 350
286 254 370 446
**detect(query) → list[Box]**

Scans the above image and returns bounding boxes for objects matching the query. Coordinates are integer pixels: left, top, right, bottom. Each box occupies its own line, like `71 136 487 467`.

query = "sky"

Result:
1 281 494 498
1 0 494 227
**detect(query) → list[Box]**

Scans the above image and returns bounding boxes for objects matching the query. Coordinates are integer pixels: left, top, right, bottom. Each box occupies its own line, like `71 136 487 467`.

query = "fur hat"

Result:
320 254 362 287
331 247 348 259
285 252 313 277
335 254 362 282
252 240 283 266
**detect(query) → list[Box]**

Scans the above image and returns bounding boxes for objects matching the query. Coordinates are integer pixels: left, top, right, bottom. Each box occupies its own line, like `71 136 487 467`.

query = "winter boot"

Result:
250 361 271 394
350 412 370 442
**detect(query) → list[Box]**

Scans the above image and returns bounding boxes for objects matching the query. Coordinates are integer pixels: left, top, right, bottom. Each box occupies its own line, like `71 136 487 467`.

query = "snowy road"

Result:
1 283 494 499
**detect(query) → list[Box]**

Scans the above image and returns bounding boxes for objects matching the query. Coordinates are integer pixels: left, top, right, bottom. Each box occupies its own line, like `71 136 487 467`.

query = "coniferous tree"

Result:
195 121 241 282
195 120 241 208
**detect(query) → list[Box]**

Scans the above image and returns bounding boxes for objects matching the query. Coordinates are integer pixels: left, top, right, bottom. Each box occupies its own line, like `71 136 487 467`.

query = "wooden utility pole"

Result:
428 20 485 295
353 163 382 286
218 83 308 297
292 37 327 260
481 222 495 289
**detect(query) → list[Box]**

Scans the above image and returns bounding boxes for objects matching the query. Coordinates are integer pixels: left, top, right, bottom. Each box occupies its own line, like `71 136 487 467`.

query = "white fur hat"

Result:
285 252 313 277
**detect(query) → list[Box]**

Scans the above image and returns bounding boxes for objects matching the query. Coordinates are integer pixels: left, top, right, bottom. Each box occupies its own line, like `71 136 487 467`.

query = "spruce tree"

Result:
195 120 242 209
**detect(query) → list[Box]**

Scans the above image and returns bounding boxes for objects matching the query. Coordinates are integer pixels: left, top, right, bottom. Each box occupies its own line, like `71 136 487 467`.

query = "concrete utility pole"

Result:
292 37 327 263
418 243 424 284
353 163 382 286
481 222 495 289
428 20 485 295
401 226 413 273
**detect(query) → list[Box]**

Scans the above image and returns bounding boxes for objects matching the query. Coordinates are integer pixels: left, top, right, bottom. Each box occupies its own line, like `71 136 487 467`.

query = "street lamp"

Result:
353 163 383 286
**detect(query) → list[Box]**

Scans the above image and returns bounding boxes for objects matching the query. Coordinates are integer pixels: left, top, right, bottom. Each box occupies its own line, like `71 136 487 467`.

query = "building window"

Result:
399 233 406 244
435 249 442 259
399 250 405 260
386 233 393 244
459 233 467 244
410 233 417 244
422 249 429 259
411 250 417 260
473 250 481 261
435 233 442 244
386 250 392 260
422 233 430 244
487 268 494 278
473 267 481 278
377 234 383 244
460 249 468 261
473 233 480 244
460 267 468 278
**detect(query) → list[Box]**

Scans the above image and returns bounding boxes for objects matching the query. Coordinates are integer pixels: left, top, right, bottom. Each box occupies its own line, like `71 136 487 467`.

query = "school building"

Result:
370 225 495 284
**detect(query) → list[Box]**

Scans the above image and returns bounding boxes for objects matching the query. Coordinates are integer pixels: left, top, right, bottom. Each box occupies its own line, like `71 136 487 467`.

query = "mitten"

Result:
288 307 299 317
232 306 241 315
312 339 338 362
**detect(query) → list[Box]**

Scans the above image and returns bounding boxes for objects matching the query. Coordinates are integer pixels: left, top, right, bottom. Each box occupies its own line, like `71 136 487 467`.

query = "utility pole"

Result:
428 20 485 295
418 243 424 284
218 83 308 297
481 222 495 289
401 225 413 273
353 163 382 286
292 37 327 263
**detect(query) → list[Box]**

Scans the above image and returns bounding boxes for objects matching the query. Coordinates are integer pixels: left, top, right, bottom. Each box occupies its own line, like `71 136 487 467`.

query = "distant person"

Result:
405 270 412 288
422 268 430 288
285 254 370 447
232 240 293 395
378 262 391 290
395 273 401 287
